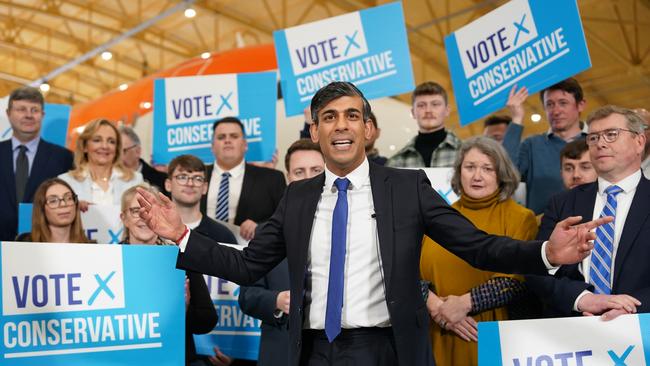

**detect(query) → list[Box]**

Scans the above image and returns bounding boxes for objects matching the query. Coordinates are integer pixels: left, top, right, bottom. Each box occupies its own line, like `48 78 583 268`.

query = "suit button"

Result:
297 341 301 349
298 307 302 313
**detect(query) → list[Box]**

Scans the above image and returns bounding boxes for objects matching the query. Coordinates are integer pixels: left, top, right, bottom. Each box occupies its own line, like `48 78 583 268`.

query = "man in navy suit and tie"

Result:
138 82 612 366
0 86 73 241
530 105 648 319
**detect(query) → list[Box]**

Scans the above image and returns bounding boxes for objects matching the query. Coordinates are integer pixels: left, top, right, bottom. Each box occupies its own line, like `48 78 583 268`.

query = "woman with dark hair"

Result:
421 136 538 366
16 178 91 243
118 184 217 366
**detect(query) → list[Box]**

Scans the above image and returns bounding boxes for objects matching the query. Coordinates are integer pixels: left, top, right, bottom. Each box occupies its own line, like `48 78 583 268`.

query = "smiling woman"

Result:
16 178 91 243
58 119 143 210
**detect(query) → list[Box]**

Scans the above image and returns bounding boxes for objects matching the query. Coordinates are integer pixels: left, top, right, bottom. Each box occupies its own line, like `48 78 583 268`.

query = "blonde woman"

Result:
16 178 91 243
59 119 142 211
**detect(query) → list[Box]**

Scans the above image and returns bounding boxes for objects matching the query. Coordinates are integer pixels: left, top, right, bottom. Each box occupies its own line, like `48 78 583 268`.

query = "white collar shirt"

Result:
207 160 245 224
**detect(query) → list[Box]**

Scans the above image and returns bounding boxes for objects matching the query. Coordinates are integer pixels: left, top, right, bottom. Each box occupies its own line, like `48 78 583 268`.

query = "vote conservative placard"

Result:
0 242 184 365
152 72 277 164
274 2 414 116
478 314 650 365
445 0 591 126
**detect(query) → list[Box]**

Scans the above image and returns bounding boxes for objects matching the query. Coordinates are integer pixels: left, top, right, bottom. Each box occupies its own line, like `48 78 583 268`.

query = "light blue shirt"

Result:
11 136 40 175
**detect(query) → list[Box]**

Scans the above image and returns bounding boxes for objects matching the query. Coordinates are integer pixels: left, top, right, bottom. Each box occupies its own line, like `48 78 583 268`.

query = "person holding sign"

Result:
420 137 537 366
502 78 587 214
201 117 286 241
386 81 461 168
0 86 73 241
137 81 611 366
16 178 91 243
119 184 218 365
530 106 647 320
59 119 143 212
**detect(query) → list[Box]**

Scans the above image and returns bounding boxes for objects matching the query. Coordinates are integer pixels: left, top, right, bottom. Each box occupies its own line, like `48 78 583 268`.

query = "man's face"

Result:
483 123 508 143
212 122 247 170
165 168 207 207
543 90 585 133
7 100 44 142
411 94 449 133
561 152 597 189
588 113 645 182
310 96 372 177
287 150 325 183
120 133 141 169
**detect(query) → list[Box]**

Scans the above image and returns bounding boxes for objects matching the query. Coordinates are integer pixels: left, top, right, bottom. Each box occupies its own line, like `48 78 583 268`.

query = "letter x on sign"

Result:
344 31 361 56
216 92 234 115
513 14 530 46
88 271 117 306
608 345 634 366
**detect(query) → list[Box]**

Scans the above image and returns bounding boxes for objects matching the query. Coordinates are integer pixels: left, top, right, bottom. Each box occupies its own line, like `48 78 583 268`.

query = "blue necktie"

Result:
215 172 231 222
325 177 350 342
590 185 623 295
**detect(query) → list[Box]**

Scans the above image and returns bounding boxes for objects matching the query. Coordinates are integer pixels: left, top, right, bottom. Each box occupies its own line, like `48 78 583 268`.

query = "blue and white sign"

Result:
194 275 261 360
0 101 71 147
0 242 184 365
445 0 591 126
17 204 124 244
152 72 277 164
478 314 650 365
274 2 414 116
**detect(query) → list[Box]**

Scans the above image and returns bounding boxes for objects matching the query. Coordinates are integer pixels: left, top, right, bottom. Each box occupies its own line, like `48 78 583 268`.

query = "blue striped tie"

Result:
590 185 623 295
215 172 231 222
325 178 350 343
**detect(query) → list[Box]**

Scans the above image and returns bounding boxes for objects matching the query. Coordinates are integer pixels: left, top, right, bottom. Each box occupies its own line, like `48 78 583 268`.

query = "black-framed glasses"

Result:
586 128 639 145
125 207 142 218
122 144 139 153
173 174 206 186
45 193 77 208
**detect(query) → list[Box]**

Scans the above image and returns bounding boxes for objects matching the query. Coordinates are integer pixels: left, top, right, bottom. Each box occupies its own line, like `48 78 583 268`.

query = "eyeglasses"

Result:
45 194 77 208
122 145 139 153
586 128 639 145
11 106 43 114
125 207 142 218
173 174 206 186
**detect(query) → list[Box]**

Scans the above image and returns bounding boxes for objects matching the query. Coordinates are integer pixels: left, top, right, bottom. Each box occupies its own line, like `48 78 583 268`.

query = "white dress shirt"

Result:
304 158 390 329
206 160 245 224
573 170 641 310
59 168 143 205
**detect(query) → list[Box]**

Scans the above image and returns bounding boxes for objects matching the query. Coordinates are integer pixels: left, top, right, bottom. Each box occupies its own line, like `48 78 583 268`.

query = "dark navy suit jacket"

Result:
527 175 650 315
0 138 73 240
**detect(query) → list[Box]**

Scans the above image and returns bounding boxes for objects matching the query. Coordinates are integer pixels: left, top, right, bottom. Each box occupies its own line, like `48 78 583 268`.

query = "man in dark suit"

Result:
0 86 73 241
529 105 647 320
200 117 286 240
238 139 325 366
138 82 608 366
119 125 168 193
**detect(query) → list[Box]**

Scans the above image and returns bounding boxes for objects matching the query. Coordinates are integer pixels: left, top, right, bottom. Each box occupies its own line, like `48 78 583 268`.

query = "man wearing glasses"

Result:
120 125 168 194
530 106 649 319
0 86 73 241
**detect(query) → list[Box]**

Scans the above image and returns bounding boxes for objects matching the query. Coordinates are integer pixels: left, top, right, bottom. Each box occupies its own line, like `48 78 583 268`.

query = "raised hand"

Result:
506 84 528 124
546 215 613 266
136 187 185 241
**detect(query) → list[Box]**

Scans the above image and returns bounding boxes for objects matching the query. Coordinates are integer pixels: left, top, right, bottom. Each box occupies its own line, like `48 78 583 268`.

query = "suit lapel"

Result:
369 163 394 294
24 140 50 201
575 183 597 224
613 176 650 284
235 164 253 223
0 140 17 207
200 164 214 213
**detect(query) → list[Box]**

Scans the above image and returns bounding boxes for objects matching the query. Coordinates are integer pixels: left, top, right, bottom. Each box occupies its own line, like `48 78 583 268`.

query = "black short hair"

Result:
483 115 512 128
212 116 245 135
540 77 584 105
8 86 44 110
560 139 589 161
368 111 378 128
284 139 322 171
310 82 371 125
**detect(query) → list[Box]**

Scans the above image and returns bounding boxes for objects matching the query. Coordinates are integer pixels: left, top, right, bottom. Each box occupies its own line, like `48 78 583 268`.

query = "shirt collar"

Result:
324 157 369 192
597 169 642 195
215 159 246 179
11 135 40 152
